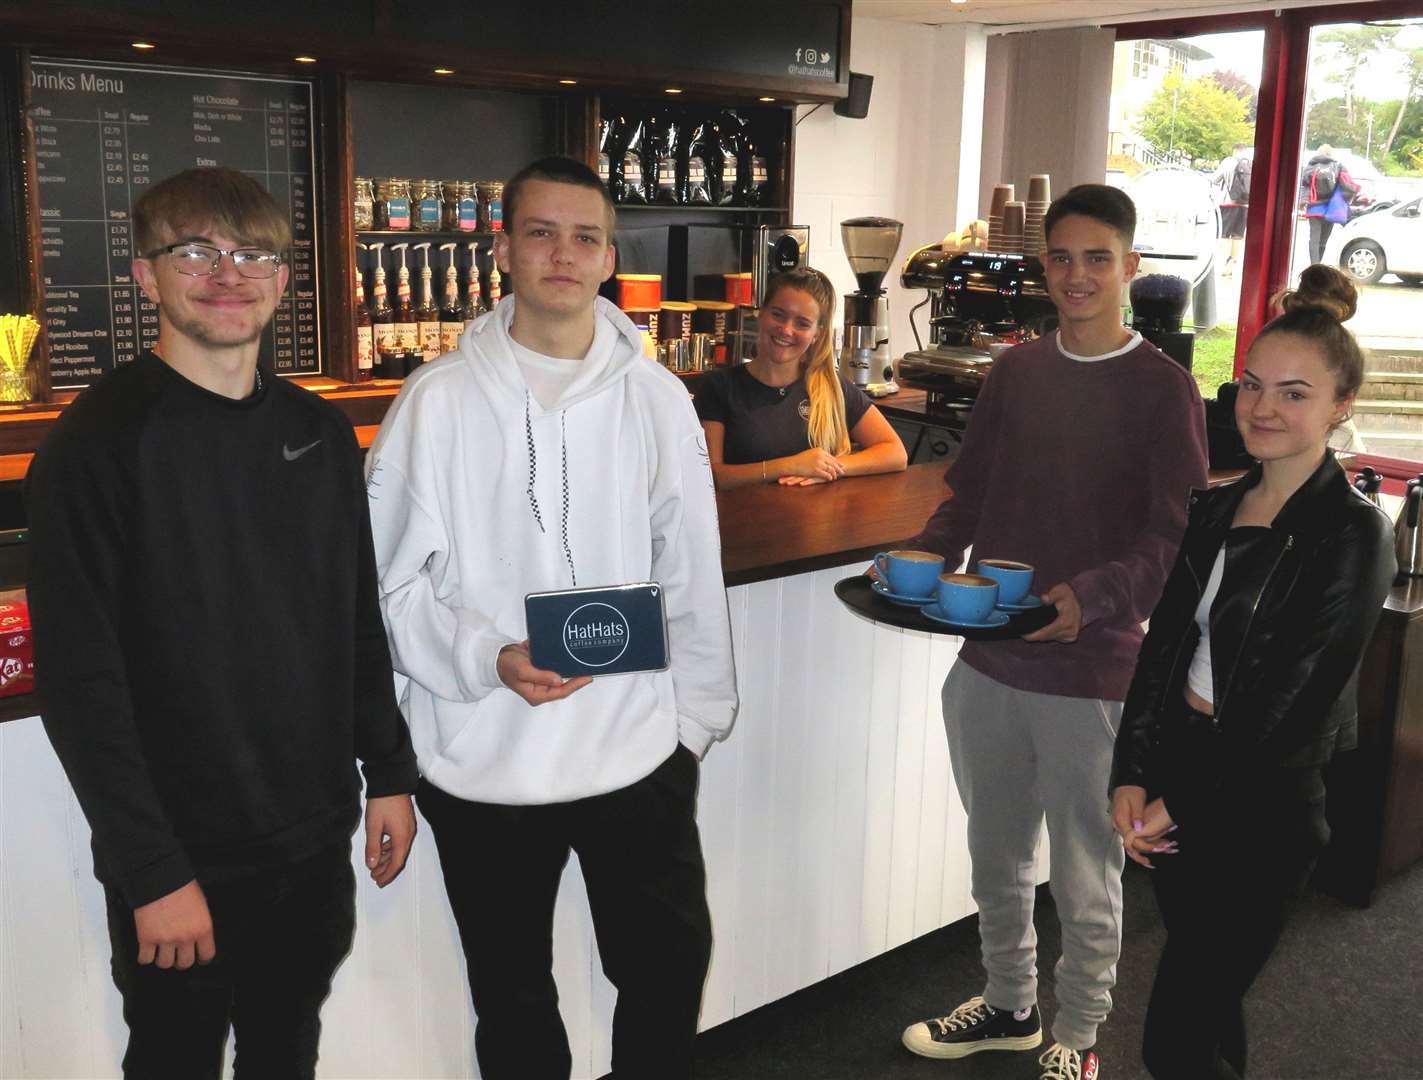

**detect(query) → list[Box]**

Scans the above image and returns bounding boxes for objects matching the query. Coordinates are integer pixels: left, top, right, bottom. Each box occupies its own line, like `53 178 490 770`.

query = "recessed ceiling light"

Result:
131 41 156 49
759 96 775 102
294 56 317 63
434 68 454 76
950 0 968 4
664 87 683 95
559 78 577 85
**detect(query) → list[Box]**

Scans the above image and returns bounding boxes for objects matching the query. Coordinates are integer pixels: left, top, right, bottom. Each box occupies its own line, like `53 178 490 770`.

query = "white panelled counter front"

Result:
0 463 1052 1079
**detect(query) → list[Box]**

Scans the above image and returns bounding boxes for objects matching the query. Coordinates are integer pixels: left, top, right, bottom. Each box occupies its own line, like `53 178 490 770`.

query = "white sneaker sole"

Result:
901 1026 1043 1059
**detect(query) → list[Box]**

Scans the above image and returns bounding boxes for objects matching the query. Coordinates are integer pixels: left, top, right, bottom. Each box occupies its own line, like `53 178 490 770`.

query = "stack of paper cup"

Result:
1002 201 1026 255
1024 174 1050 257
987 184 1014 253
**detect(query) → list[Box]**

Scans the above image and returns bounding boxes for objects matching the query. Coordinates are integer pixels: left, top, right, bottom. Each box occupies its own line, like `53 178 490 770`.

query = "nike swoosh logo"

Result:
283 439 321 462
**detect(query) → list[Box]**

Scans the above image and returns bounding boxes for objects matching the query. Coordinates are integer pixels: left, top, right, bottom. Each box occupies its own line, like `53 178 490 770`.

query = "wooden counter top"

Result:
717 462 950 587
718 460 1256 587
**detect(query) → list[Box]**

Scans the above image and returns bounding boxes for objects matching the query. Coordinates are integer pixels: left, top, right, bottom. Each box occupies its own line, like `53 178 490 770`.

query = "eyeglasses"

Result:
143 242 283 279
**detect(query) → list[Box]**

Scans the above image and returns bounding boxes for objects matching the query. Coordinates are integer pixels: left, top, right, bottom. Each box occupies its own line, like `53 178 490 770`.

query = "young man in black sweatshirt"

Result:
25 167 419 1079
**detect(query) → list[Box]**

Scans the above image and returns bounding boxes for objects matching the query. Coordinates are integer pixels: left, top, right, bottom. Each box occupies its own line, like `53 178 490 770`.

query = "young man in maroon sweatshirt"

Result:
898 185 1208 1080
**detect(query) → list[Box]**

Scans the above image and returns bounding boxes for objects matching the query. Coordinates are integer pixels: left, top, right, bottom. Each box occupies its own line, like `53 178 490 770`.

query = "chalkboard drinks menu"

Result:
32 60 321 388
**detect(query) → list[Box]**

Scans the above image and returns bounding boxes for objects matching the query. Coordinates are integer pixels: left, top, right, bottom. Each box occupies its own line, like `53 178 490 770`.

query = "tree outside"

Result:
1206 70 1258 124
1305 24 1423 178
1135 74 1252 168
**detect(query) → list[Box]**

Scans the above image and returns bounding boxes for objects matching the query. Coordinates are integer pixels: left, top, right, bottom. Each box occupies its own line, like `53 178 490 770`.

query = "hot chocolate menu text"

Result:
32 60 321 387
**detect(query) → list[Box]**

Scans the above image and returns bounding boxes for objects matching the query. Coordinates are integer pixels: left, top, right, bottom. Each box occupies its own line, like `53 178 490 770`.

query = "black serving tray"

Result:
834 575 1057 640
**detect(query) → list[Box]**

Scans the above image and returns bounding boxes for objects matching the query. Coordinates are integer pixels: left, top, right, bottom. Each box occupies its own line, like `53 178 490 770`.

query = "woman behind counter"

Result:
1109 264 1396 1080
695 267 906 489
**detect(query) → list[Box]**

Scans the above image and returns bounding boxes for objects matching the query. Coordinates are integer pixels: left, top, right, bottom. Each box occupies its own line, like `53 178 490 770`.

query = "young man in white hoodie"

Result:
365 156 737 1080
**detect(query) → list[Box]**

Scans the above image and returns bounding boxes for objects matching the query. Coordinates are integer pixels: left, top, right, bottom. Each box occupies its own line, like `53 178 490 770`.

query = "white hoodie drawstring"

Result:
525 390 546 535
559 410 575 585
524 389 576 586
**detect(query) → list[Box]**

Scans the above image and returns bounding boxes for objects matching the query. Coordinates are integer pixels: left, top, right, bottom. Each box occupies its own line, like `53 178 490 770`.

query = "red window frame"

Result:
1114 1 1423 491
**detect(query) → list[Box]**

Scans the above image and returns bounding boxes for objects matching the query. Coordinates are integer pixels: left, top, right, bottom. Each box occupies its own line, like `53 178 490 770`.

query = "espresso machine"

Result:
841 217 903 386
897 245 1056 419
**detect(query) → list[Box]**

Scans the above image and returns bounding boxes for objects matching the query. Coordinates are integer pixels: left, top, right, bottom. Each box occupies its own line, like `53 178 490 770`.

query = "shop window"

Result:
1288 17 1423 464
1108 30 1265 401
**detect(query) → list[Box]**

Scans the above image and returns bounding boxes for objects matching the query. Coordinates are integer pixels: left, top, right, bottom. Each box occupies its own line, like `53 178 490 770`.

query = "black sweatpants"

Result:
104 844 357 1080
1142 767 1328 1080
417 744 713 1080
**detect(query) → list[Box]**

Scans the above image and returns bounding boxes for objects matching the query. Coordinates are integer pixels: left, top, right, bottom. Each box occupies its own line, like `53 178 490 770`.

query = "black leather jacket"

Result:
1110 452 1396 824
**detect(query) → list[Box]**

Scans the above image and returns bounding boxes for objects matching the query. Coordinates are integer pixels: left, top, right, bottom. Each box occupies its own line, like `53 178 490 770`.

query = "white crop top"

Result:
1185 546 1225 705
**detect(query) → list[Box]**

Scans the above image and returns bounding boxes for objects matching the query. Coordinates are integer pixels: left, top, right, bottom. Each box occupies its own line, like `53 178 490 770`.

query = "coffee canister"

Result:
692 300 734 362
625 307 660 342
659 301 697 342
616 274 662 310
723 272 753 306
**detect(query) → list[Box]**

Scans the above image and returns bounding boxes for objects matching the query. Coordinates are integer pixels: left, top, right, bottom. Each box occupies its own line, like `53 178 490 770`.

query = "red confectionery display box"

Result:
0 590 33 698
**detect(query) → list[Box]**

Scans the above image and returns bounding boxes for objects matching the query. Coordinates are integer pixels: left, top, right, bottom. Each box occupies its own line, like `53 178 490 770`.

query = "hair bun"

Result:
1276 263 1357 323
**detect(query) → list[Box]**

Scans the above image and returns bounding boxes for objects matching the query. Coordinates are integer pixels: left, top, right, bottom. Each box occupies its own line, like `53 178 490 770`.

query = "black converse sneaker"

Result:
901 996 1043 1059
1038 1042 1101 1080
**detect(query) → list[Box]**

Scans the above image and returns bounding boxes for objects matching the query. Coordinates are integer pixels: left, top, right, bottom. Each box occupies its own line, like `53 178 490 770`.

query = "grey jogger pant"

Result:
943 660 1125 1051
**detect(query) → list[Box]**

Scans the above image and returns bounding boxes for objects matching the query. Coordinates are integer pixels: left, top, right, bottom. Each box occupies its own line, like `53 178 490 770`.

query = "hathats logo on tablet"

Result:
562 603 631 668
525 583 670 678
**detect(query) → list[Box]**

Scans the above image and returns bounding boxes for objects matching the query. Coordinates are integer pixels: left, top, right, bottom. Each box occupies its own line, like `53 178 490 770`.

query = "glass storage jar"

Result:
477 180 504 232
353 177 375 230
412 179 443 232
375 178 411 231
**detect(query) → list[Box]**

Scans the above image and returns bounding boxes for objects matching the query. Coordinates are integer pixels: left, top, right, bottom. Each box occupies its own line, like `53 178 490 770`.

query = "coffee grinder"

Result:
840 216 903 385
1128 273 1194 371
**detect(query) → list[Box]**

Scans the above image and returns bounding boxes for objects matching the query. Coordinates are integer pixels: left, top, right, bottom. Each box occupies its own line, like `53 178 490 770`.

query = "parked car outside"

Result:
1322 195 1423 285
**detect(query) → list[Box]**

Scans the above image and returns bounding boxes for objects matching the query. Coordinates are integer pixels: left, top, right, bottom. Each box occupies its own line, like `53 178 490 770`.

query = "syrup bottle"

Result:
462 242 488 330
488 259 503 306
439 242 463 352
354 243 373 382
368 242 397 377
413 242 441 365
390 242 418 374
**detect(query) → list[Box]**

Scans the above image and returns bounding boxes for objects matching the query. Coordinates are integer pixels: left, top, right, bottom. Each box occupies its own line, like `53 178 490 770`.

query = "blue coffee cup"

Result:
977 559 1035 605
937 572 999 623
874 549 944 599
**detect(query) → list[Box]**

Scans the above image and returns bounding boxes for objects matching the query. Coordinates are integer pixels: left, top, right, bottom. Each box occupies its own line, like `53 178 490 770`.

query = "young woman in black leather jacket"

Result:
1108 265 1396 1080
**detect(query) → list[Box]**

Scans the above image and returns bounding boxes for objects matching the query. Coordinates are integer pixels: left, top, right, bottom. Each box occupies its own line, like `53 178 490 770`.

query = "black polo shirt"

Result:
693 364 872 464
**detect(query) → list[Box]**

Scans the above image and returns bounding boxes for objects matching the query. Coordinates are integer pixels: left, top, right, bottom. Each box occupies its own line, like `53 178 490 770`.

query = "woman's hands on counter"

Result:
498 641 592 706
782 447 846 483
699 406 906 491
